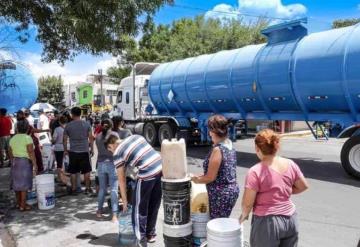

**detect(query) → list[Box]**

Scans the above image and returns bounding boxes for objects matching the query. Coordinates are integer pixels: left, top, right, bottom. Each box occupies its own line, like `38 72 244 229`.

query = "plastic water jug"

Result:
118 206 136 246
161 138 187 179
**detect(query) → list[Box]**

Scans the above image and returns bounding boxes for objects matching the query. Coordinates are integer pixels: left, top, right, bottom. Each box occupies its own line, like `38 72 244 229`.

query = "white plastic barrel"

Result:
36 174 55 210
192 213 209 246
161 138 187 179
192 213 209 238
207 218 243 247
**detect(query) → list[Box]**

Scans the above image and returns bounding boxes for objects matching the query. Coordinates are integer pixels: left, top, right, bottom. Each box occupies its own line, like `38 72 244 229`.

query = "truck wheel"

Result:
144 122 159 146
341 136 360 179
158 123 176 145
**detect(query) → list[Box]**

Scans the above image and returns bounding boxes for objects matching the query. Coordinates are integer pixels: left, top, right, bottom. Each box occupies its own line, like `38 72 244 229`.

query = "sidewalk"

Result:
0 168 165 247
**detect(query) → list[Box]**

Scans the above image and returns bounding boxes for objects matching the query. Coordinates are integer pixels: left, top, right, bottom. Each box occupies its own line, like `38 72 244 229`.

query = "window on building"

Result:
83 90 88 98
93 95 101 106
126 92 130 104
71 92 76 100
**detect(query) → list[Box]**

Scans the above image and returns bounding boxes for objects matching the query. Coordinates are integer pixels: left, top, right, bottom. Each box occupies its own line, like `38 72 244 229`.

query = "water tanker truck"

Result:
116 19 360 179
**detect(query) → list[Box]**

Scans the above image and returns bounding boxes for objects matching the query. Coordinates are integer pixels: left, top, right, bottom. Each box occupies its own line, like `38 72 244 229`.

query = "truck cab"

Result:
116 74 152 120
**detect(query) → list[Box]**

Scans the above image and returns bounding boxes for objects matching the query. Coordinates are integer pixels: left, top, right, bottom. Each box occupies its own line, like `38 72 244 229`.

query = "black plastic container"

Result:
162 178 191 225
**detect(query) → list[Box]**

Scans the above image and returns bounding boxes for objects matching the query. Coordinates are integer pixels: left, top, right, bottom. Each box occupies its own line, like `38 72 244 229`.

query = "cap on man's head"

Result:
38 109 44 113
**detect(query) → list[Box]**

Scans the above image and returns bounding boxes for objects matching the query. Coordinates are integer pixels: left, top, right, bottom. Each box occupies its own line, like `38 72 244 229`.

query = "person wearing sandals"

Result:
9 120 37 211
95 119 119 222
191 115 240 219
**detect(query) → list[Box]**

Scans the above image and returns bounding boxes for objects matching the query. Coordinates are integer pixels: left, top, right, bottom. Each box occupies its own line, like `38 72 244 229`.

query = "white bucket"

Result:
192 213 209 238
163 221 192 238
207 218 243 247
36 174 55 210
41 143 53 171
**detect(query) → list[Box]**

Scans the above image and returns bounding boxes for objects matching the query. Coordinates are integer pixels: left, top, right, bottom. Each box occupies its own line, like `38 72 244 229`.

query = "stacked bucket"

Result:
161 139 192 247
191 183 210 246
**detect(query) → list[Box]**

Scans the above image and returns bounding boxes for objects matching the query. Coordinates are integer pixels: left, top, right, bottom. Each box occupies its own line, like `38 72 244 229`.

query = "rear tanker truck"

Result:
116 18 360 179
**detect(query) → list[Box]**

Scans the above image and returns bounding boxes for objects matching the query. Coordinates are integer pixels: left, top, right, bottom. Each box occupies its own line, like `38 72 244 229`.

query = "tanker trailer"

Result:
144 18 360 178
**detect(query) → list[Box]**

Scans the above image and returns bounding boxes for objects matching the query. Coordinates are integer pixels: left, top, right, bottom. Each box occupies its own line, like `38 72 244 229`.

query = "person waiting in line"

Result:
9 120 37 211
95 119 119 222
240 129 309 247
24 109 34 127
63 107 94 195
50 110 61 136
112 116 132 139
52 115 69 186
37 109 50 137
192 115 240 219
17 110 48 173
105 134 162 246
0 108 12 167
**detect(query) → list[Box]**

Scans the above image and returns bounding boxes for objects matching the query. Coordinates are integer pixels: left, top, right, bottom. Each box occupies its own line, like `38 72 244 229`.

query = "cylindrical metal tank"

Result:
149 19 360 125
0 61 38 113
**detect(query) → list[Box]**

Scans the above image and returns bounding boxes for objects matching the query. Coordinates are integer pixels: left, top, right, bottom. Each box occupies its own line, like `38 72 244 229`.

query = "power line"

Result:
172 4 292 21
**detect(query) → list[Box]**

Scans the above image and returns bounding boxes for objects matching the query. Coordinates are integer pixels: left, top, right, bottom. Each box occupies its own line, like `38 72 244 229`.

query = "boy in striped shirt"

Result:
105 134 162 246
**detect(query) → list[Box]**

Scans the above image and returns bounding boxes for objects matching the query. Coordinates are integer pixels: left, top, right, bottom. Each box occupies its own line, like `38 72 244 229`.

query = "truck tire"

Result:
158 123 176 145
144 122 159 146
341 136 360 179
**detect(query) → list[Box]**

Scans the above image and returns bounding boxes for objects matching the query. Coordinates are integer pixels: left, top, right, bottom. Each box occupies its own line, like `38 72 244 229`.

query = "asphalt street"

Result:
3 135 360 247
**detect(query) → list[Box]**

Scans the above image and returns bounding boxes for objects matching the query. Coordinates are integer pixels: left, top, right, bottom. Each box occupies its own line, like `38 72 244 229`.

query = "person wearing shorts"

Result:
63 107 94 195
0 108 12 167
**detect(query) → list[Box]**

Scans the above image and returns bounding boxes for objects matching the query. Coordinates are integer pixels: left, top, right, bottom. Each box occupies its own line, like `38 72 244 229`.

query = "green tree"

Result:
37 76 64 106
332 18 360 29
106 66 132 83
122 16 268 64
0 0 172 64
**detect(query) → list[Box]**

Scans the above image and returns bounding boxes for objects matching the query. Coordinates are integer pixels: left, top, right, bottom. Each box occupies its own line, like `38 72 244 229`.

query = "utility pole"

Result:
68 81 70 106
98 69 103 107
132 63 136 120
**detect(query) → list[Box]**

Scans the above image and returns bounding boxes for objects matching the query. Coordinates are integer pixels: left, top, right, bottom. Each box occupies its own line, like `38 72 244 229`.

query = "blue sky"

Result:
1 0 360 84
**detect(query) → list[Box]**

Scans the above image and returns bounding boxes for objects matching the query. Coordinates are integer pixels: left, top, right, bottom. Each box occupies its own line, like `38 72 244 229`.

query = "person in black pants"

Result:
105 134 162 247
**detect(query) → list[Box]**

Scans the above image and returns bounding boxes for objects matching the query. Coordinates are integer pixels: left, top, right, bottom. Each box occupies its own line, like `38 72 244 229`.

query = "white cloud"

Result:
205 0 307 23
18 52 118 85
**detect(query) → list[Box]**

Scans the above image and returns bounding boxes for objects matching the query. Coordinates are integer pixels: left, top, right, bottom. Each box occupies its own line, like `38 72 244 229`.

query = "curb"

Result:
280 130 312 138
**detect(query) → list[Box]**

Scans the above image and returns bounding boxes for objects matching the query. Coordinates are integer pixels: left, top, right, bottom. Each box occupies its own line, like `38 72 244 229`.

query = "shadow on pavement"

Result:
6 195 96 238
186 146 360 188
74 211 112 222
88 233 119 246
